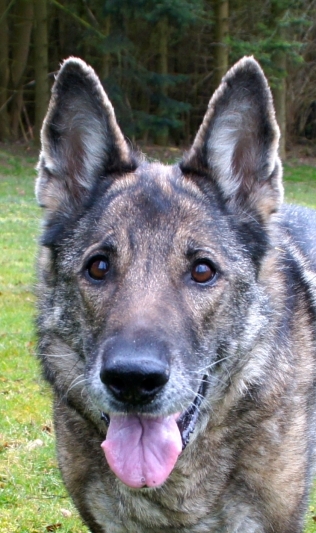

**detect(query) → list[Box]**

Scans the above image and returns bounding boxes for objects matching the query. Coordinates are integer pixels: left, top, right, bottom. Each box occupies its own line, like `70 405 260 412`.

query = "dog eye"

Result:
191 261 216 284
86 256 109 281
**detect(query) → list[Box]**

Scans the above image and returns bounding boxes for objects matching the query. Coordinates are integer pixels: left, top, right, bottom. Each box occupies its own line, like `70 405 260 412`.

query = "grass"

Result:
283 163 316 209
0 144 316 532
0 147 87 532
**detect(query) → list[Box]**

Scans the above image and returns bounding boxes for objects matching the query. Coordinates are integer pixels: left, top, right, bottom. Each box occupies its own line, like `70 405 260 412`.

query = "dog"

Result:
35 56 316 533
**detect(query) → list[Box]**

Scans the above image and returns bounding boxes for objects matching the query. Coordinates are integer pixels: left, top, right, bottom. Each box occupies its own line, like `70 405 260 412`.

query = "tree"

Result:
10 0 33 140
0 0 315 150
271 0 287 159
0 0 11 140
213 0 229 89
34 0 49 144
228 0 312 158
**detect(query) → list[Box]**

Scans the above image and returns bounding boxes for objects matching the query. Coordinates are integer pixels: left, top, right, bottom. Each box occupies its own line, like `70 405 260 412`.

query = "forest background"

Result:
1 0 316 159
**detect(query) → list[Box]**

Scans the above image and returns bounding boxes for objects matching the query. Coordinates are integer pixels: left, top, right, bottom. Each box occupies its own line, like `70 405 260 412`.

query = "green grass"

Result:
0 145 316 532
283 163 316 209
0 147 87 532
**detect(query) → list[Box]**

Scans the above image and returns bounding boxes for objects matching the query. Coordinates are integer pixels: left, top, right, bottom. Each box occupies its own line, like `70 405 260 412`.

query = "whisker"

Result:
66 379 87 395
66 374 86 395
191 375 228 388
40 353 72 358
185 386 204 403
69 373 85 385
189 354 234 375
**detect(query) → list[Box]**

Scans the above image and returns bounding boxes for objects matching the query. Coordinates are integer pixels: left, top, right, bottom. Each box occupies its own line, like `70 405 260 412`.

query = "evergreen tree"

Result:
0 0 315 149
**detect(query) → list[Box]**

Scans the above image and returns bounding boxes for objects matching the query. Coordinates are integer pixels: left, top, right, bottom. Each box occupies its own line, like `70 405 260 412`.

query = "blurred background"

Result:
1 0 316 159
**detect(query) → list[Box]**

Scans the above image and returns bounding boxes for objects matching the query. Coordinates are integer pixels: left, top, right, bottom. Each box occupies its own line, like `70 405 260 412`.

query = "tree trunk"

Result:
272 49 286 160
10 0 33 140
213 0 229 89
0 0 10 140
34 0 49 145
155 17 169 146
101 16 111 79
271 2 287 160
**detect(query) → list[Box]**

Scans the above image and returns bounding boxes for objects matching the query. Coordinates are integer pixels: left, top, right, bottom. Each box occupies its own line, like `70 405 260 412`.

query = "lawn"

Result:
0 147 87 532
1 145 316 532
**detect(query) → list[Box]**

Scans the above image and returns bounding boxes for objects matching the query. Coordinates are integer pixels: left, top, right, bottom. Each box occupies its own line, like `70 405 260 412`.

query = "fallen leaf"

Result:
46 524 62 532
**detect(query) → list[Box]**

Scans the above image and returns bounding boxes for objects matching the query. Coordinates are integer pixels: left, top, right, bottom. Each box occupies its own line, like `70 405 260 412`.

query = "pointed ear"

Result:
181 56 283 222
36 57 136 216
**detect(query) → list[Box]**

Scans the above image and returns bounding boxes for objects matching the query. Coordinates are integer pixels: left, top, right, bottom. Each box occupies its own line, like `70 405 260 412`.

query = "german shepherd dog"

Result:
36 56 316 533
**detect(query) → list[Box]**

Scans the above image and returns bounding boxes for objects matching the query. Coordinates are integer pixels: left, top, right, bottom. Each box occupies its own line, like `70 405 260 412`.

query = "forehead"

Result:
76 162 228 252
100 162 212 223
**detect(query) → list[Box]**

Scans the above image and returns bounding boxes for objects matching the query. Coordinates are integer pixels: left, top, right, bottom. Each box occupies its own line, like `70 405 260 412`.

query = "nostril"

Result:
141 372 168 392
106 375 125 398
100 359 170 405
109 375 125 390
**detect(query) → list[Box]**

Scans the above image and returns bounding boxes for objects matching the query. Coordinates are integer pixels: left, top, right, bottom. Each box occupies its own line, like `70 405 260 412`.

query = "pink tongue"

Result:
101 414 182 488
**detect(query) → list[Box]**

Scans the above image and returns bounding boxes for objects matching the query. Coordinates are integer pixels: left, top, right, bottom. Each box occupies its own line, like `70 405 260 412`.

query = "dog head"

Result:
36 56 282 489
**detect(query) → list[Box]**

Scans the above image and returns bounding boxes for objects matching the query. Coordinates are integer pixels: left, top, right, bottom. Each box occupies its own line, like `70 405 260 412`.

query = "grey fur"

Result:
36 56 316 533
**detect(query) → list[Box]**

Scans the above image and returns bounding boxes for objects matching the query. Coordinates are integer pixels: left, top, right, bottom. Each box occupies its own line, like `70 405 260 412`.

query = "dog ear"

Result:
36 57 135 216
181 56 283 222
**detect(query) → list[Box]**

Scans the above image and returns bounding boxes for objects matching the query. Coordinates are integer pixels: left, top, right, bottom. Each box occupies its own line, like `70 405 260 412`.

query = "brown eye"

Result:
191 261 216 284
86 256 109 281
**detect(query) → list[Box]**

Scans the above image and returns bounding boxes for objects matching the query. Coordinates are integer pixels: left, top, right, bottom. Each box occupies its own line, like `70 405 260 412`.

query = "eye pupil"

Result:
87 257 109 281
191 262 215 284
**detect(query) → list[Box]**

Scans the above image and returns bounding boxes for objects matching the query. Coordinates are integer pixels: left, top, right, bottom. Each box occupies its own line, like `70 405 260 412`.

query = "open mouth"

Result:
100 375 208 489
176 375 208 449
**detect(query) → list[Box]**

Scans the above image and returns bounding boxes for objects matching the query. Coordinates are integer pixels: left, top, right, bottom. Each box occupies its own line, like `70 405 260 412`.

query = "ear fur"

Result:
181 56 283 222
36 57 136 217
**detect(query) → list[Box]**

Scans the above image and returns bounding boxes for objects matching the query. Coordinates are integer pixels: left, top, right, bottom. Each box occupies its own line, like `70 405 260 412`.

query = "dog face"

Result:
36 57 283 490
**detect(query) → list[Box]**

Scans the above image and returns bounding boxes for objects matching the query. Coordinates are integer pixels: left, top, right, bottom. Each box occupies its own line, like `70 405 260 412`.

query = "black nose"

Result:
100 336 170 405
